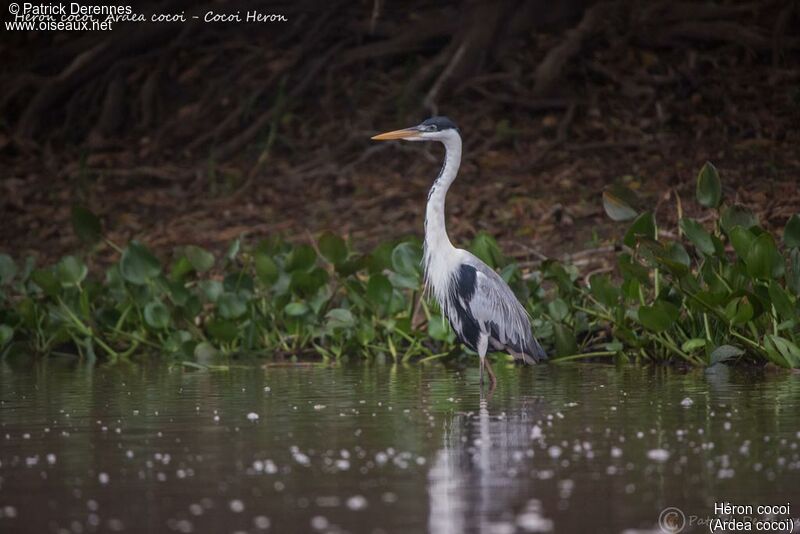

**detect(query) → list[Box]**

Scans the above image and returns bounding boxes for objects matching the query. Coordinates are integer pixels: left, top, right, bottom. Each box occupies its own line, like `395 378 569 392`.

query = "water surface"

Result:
1 359 799 533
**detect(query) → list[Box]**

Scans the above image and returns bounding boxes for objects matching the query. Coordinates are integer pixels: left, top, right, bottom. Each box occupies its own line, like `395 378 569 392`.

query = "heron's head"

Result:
371 116 459 143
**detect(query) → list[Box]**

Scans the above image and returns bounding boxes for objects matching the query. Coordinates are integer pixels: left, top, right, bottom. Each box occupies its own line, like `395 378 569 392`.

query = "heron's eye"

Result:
423 125 437 132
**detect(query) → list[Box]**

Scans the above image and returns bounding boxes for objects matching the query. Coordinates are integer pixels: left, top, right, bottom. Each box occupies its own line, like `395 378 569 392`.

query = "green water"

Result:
0 360 798 533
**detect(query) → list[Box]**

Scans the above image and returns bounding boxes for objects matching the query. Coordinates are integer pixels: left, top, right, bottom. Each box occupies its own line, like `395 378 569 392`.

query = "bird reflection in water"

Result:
427 388 554 533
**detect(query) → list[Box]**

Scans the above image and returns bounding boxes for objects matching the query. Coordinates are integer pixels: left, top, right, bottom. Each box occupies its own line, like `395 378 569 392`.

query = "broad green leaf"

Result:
391 242 422 279
0 324 13 347
764 335 800 368
284 302 310 316
696 161 722 208
746 233 780 279
681 338 707 352
207 320 237 342
624 211 656 247
31 269 60 297
724 296 753 325
657 242 691 275
784 214 800 248
170 256 193 281
470 232 505 269
679 218 715 255
185 245 215 273
709 344 744 365
318 232 347 266
428 313 453 342
143 300 170 329
56 256 88 286
547 298 569 322
366 273 393 312
553 323 578 356
602 190 638 221
637 300 679 332
70 205 102 244
366 242 394 274
218 292 248 319
326 308 356 330
728 226 755 259
588 273 619 307
286 244 317 272
254 251 279 284
120 242 161 285
200 280 224 302
0 254 17 285
768 281 795 321
225 238 241 262
720 204 757 234
788 248 800 296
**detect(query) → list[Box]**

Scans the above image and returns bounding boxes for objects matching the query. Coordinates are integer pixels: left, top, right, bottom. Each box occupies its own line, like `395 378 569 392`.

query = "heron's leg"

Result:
484 357 497 385
477 333 489 387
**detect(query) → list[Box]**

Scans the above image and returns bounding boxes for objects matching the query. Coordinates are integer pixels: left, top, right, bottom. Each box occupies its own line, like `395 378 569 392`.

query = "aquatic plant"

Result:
0 163 797 368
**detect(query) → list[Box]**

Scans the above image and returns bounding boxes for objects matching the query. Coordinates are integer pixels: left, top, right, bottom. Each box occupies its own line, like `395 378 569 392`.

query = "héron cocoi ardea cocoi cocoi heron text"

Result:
372 117 547 385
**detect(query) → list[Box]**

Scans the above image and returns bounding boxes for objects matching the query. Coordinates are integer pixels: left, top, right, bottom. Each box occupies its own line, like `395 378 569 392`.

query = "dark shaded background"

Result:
1 0 798 269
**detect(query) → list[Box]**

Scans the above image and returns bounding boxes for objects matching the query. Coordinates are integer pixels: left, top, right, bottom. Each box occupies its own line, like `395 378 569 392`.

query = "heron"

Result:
372 116 547 386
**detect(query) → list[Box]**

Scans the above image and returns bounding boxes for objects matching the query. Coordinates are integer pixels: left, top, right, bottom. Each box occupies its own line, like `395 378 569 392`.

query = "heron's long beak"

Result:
371 128 421 141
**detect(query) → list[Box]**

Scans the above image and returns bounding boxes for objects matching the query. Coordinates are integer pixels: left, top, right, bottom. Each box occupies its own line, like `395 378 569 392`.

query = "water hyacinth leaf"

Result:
318 232 347 266
602 189 638 221
366 242 394 274
284 302 309 316
553 323 578 357
768 281 795 321
696 162 722 208
784 214 800 249
290 268 328 296
225 238 241 262
679 218 715 256
0 254 17 285
56 256 88 286
764 335 800 368
326 308 356 330
120 242 161 285
681 338 707 353
746 233 780 279
547 298 569 322
709 345 744 366
218 292 248 319
391 242 422 279
623 212 656 247
171 256 193 282
31 269 60 297
196 281 222 303
185 245 215 273
70 205 103 244
254 251 279 284
207 319 238 342
366 273 393 312
0 324 13 347
720 204 758 234
286 244 317 272
428 313 453 342
658 242 691 275
470 232 505 269
788 248 800 296
637 300 679 332
143 300 170 329
588 273 619 307
724 296 753 325
728 226 755 259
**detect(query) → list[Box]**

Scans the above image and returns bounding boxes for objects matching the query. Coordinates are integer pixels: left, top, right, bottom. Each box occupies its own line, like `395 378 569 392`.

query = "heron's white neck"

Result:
423 131 462 299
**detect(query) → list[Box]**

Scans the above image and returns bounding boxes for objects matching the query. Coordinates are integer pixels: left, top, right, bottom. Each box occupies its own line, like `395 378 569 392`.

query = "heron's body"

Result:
373 116 546 384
